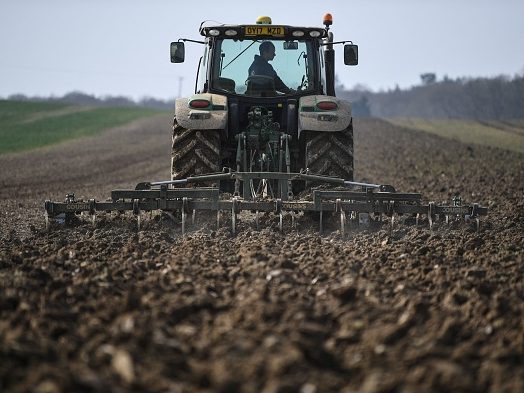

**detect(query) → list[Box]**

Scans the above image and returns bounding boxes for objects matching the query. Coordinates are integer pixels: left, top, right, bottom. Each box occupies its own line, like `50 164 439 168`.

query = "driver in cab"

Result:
248 41 292 94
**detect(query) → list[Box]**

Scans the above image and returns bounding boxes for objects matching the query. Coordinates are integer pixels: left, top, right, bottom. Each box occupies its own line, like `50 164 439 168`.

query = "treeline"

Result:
6 73 524 119
338 74 524 119
4 91 173 110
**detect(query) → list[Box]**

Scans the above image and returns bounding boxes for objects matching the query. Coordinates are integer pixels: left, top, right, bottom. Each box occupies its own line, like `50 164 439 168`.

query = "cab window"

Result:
211 39 315 96
195 44 209 93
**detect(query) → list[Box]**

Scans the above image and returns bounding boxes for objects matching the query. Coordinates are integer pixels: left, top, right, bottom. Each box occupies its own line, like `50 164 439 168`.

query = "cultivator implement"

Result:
44 170 488 234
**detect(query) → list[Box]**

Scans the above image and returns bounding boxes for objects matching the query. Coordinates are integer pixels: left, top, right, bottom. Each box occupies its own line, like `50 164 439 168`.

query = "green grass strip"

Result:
0 100 162 154
387 118 524 155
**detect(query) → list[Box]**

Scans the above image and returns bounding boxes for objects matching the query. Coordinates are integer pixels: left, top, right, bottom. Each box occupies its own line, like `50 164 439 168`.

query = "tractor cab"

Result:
171 15 358 99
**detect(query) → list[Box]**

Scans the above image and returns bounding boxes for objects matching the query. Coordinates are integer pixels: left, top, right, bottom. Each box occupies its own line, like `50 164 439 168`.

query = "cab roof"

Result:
199 24 328 40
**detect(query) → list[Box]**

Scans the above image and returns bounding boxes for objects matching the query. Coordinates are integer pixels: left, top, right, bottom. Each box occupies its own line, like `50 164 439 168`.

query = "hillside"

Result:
0 100 163 154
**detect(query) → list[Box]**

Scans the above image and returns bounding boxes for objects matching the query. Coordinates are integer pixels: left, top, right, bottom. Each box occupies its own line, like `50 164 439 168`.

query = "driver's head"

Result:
259 41 276 61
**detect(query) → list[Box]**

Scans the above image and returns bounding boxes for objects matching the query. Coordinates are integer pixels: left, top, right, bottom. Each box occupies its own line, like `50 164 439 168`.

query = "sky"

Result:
1 0 523 101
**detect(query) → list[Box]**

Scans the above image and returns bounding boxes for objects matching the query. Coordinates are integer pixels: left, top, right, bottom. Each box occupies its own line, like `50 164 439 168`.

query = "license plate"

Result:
245 25 285 37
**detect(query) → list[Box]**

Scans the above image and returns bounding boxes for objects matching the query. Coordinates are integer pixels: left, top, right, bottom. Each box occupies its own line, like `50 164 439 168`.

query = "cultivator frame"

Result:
44 170 488 234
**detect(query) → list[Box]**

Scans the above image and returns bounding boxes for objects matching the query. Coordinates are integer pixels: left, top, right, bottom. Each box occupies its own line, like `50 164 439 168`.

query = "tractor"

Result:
44 15 487 234
170 14 358 197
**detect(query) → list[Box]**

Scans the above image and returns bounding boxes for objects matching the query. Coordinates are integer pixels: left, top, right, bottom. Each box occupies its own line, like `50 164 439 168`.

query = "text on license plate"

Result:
245 26 285 37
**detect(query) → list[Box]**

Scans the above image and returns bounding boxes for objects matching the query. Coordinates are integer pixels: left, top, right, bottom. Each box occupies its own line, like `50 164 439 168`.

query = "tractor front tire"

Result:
171 118 221 181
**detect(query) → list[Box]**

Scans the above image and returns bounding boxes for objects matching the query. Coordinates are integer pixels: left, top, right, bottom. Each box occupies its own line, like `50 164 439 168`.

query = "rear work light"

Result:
225 29 238 36
189 99 211 109
316 101 338 111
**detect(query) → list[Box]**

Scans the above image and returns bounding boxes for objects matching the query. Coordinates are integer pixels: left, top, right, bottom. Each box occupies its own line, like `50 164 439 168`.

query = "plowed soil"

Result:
1 115 523 393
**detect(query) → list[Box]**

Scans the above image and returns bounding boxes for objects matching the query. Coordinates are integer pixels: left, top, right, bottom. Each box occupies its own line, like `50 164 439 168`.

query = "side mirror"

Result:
170 42 185 63
344 44 358 66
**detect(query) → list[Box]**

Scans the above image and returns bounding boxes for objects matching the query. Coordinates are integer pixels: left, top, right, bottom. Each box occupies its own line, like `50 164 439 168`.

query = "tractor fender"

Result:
298 95 352 136
175 93 228 130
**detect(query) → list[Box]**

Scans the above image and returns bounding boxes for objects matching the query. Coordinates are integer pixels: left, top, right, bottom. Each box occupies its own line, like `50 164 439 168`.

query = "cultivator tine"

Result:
181 197 188 236
416 213 420 226
231 196 240 234
471 203 481 232
319 210 323 234
132 199 141 231
182 210 186 235
390 214 395 236
275 199 283 232
192 209 196 225
336 199 346 235
216 210 221 230
428 202 435 230
88 199 96 228
348 211 354 228
386 201 395 234
45 212 50 232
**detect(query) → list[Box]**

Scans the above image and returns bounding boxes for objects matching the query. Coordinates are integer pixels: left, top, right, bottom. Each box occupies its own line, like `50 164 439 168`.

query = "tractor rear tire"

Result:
304 125 354 182
171 118 221 181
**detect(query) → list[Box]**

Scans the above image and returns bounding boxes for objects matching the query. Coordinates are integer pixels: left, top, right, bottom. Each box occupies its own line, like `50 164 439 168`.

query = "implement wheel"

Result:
171 117 221 181
304 125 354 182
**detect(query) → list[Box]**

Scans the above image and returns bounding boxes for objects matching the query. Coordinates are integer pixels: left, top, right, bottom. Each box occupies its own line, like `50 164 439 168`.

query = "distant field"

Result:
386 118 524 154
0 100 163 154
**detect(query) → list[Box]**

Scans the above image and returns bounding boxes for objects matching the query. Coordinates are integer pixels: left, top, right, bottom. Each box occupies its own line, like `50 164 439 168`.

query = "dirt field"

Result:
1 115 523 392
